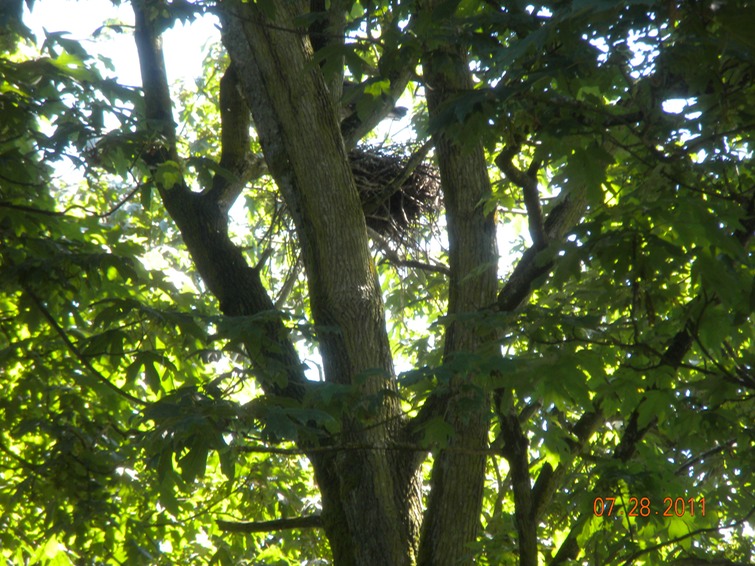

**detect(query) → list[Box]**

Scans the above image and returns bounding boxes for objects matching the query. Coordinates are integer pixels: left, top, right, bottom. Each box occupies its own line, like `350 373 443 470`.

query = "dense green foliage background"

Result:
1 0 754 564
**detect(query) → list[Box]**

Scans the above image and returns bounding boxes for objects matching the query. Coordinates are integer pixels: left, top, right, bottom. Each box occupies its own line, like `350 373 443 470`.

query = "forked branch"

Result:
496 145 545 249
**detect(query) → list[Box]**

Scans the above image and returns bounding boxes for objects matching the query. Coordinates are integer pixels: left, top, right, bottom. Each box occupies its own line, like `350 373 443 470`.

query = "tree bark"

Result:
219 2 421 563
416 3 500 563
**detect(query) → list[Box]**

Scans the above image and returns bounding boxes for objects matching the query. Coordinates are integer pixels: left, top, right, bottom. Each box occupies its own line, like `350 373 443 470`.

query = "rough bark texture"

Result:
219 2 420 563
133 0 590 563
131 2 755 564
500 412 537 566
416 3 500 562
133 1 416 562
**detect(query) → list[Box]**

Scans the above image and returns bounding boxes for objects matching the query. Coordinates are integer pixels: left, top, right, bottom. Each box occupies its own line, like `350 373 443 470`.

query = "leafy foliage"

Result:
1 0 754 564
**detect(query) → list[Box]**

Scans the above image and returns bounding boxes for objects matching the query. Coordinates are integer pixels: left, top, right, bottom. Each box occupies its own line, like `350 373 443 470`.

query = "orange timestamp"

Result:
593 496 706 518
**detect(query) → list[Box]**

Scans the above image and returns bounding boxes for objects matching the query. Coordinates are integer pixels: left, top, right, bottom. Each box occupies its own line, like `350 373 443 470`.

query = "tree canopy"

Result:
1 0 754 564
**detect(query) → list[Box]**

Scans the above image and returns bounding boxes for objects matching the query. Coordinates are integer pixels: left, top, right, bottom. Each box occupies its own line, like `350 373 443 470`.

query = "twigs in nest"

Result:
349 141 439 240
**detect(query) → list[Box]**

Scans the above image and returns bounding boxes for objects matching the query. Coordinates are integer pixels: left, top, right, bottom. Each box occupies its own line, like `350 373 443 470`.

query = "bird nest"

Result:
349 144 440 240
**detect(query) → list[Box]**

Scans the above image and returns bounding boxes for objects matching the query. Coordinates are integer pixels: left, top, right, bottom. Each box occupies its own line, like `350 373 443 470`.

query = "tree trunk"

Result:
219 1 421 563
416 2 500 563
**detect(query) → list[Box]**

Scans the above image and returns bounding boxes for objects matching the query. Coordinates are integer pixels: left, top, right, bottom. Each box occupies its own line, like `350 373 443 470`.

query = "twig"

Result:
375 139 435 205
618 506 755 566
22 284 147 406
675 439 736 476
367 226 449 275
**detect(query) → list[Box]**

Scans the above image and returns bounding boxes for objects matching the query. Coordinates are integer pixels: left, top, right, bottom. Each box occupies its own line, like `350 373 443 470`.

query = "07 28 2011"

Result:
593 496 706 518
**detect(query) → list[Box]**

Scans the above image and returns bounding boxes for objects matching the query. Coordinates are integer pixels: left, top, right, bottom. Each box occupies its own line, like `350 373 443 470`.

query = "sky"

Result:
20 0 534 275
15 1 755 548
21 0 530 318
20 0 530 375
24 0 219 88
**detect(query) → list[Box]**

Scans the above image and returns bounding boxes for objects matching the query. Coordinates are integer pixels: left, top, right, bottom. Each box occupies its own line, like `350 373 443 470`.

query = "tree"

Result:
1 0 754 564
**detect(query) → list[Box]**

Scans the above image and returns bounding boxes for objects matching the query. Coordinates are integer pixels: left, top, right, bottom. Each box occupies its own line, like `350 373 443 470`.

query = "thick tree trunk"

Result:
416 3 500 563
219 2 421 563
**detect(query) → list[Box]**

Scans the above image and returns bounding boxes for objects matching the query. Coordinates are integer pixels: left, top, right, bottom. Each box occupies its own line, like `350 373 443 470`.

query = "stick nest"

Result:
349 145 440 240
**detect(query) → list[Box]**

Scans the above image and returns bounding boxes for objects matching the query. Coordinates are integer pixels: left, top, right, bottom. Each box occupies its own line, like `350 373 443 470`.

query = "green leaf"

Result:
419 417 455 449
140 182 153 210
179 442 209 483
154 161 182 190
144 361 162 393
563 143 613 204
637 390 675 429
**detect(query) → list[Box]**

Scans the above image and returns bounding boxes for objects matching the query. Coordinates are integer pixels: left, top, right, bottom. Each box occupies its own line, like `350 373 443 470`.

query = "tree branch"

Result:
220 3 421 563
496 145 545 249
530 409 604 522
205 63 265 213
497 190 587 312
415 4 499 561
618 506 755 566
339 11 416 149
22 284 147 406
675 439 737 476
132 0 177 159
217 514 323 533
367 226 450 275
407 188 587 441
133 0 308 402
499 409 537 566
